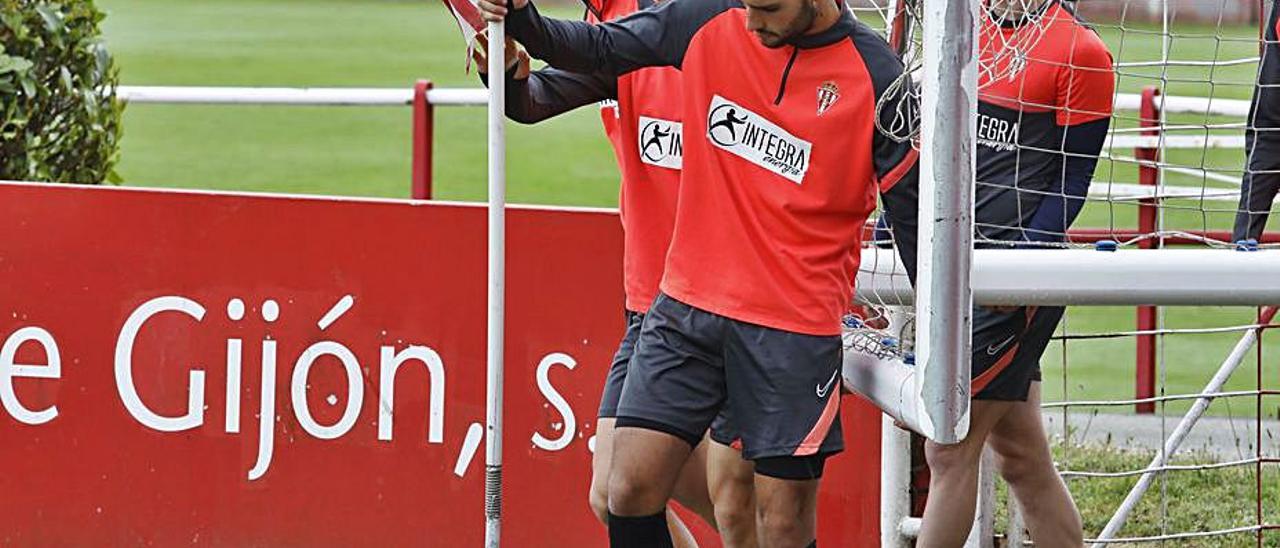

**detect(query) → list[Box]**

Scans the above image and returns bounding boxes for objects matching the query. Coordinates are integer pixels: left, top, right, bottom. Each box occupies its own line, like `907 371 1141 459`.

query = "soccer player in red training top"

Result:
478 0 922 545
473 15 759 548
911 1 1114 546
1234 0 1280 243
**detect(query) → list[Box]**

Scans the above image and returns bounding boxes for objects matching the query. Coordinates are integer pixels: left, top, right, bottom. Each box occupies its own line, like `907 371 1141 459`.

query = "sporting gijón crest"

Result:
816 81 840 116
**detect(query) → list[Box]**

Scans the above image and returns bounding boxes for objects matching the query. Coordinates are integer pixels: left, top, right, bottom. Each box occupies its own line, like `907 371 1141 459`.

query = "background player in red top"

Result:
904 1 1115 545
472 16 760 546
479 0 922 545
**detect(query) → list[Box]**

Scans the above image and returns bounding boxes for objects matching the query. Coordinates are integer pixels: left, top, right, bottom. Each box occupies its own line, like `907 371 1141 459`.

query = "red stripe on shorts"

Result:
971 307 1039 393
793 391 842 456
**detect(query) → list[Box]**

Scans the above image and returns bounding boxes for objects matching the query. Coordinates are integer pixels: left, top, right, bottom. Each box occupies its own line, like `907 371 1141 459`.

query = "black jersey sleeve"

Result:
1234 0 1280 242
849 21 920 284
1023 118 1110 243
506 0 735 76
876 127 920 285
481 65 617 124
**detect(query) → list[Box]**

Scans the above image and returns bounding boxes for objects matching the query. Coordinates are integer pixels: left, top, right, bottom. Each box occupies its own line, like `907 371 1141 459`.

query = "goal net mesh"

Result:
848 0 1280 543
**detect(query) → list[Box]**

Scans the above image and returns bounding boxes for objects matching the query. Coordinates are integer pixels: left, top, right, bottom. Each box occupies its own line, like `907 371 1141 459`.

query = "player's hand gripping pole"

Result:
484 18 506 548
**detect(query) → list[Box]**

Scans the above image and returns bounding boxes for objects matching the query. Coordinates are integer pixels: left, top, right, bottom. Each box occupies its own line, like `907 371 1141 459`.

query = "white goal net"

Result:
848 0 1280 545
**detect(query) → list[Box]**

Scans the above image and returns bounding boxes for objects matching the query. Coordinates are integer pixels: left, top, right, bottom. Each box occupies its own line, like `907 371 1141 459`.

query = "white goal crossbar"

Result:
857 248 1280 307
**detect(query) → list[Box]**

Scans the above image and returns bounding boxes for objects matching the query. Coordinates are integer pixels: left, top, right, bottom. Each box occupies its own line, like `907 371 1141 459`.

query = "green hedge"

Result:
0 0 122 184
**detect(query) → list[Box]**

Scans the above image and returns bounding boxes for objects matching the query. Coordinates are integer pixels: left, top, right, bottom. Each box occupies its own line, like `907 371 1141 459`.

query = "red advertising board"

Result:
0 182 880 546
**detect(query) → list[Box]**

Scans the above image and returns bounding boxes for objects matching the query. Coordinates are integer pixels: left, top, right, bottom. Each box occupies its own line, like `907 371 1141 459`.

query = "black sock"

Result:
607 511 673 548
807 541 817 548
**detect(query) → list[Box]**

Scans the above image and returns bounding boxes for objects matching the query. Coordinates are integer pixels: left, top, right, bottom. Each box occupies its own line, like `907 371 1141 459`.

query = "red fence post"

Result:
411 79 435 200
1134 85 1161 414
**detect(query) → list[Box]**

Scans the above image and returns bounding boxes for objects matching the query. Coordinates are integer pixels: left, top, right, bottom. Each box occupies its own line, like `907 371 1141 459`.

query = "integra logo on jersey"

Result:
638 116 683 169
977 112 1020 152
706 95 811 184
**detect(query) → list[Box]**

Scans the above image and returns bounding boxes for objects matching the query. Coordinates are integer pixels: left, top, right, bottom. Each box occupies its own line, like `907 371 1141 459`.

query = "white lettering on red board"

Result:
0 326 62 425
532 352 577 452
2 294 593 482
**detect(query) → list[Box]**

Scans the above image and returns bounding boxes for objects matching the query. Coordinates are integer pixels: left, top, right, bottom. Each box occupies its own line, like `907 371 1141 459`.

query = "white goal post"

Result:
850 0 1280 545
911 0 979 445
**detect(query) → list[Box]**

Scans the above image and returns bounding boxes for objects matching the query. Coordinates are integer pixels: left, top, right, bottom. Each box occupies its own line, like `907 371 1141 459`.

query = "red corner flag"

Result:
442 0 486 70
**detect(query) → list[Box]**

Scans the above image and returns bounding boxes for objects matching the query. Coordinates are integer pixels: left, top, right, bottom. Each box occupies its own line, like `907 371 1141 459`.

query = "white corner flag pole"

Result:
484 19 506 548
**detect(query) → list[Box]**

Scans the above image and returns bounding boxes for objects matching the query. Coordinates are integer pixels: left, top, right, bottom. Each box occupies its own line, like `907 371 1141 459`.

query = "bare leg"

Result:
593 419 705 547
752 473 820 548
916 399 1015 548
589 418 618 524
671 436 719 528
608 426 695 515
986 383 1083 548
707 441 759 547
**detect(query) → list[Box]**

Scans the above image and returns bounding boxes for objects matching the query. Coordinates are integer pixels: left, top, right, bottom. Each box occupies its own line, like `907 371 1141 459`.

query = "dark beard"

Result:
782 0 819 43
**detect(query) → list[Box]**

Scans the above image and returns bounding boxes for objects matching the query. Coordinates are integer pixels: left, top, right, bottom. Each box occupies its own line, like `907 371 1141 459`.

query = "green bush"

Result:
0 0 122 184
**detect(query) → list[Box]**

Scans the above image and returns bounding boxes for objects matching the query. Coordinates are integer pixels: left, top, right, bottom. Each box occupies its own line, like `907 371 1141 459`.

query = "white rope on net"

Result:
1041 389 1269 408
1050 321 1274 340
1059 457 1266 479
1085 525 1267 544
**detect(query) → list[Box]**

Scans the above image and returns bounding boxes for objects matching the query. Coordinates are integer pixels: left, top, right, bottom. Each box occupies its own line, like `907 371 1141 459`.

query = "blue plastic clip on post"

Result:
1094 239 1118 252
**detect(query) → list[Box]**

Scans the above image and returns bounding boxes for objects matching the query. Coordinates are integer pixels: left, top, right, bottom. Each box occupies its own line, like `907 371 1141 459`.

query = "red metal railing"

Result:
1135 86 1162 414
412 79 436 200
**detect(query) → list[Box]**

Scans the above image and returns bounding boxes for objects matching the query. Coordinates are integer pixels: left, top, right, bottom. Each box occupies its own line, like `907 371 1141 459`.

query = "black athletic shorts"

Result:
598 310 644 418
971 305 1065 401
615 293 844 463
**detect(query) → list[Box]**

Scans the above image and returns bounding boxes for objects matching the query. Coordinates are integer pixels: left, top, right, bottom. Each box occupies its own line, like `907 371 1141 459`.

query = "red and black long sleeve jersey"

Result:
494 0 684 314
508 0 920 336
590 0 685 314
973 0 1114 244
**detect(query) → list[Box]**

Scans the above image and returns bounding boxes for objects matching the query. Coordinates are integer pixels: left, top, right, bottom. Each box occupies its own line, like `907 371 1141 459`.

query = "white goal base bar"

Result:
843 347 922 434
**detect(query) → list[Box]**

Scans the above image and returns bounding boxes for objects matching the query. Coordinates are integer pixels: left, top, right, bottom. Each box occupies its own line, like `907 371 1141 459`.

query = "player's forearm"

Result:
521 71 614 122
507 1 624 75
1023 118 1110 243
1022 157 1096 243
479 68 544 124
481 66 616 124
878 165 921 285
508 0 725 76
1021 175 1090 243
